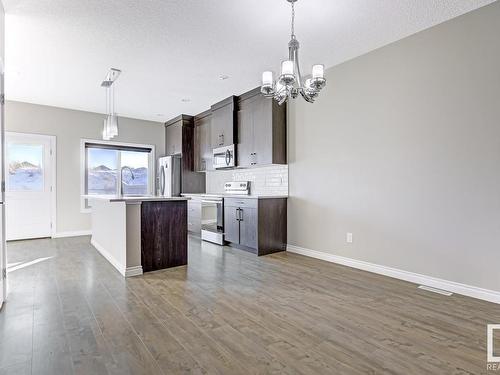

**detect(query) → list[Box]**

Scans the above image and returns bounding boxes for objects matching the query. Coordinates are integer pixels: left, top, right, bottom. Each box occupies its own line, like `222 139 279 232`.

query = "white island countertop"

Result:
83 195 190 203
181 193 288 199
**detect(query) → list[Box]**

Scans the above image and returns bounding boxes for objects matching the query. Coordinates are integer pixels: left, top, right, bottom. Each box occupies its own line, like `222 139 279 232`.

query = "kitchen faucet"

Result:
120 166 135 196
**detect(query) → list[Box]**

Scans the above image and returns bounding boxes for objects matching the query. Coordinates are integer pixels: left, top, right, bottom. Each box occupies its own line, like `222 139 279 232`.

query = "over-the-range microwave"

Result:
213 144 235 169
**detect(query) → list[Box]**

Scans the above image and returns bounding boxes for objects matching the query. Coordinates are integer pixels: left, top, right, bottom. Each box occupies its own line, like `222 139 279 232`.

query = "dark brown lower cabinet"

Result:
224 205 240 244
141 201 188 272
224 197 287 256
239 207 258 249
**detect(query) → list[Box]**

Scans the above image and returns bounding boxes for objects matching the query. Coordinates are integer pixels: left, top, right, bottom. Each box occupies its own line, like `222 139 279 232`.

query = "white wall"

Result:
5 101 165 234
288 2 500 292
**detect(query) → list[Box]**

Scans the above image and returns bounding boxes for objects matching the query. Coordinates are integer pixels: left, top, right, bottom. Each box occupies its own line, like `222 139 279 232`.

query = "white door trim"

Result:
6 132 57 238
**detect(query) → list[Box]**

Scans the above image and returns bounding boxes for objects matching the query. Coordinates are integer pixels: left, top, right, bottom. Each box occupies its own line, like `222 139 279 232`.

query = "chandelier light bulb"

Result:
312 64 324 79
281 60 294 76
262 71 274 86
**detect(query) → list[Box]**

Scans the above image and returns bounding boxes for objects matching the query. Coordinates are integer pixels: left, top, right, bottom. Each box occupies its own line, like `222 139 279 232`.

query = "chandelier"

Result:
261 0 326 105
101 68 121 140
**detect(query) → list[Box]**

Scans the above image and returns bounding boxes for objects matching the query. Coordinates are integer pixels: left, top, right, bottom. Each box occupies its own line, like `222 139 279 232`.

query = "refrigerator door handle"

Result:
160 166 166 196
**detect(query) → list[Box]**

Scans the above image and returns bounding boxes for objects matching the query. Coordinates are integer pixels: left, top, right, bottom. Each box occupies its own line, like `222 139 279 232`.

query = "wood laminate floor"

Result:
0 236 498 375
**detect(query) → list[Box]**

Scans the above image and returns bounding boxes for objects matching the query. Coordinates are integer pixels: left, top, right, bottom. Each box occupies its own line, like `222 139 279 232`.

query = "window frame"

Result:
80 138 156 213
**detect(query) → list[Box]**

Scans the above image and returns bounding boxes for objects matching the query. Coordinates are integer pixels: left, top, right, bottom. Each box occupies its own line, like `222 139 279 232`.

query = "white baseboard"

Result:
287 244 500 305
125 266 143 277
91 238 125 277
90 239 143 278
53 230 91 238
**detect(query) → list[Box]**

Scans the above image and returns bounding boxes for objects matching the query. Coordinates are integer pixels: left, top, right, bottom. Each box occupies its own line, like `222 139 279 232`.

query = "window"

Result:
7 143 44 192
81 140 155 211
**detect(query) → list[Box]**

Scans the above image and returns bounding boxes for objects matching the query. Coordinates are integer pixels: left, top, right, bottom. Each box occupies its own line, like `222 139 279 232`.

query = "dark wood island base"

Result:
141 200 188 272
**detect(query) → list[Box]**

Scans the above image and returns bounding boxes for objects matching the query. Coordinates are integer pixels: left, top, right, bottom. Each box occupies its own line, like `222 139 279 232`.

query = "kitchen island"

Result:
83 195 189 277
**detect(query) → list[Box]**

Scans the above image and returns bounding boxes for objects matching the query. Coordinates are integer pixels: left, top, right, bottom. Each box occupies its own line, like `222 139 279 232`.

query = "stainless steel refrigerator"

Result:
157 155 181 197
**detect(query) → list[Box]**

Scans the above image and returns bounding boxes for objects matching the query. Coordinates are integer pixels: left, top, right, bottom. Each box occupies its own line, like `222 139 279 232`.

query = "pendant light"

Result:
101 68 121 140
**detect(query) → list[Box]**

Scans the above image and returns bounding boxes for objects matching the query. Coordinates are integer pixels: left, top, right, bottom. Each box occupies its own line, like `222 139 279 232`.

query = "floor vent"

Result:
418 285 453 296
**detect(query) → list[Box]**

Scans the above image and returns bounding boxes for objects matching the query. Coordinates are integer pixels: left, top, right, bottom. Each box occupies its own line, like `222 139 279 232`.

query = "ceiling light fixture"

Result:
261 0 326 105
101 68 121 140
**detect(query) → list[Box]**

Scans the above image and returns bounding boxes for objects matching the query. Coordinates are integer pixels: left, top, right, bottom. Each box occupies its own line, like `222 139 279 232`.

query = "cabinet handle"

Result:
236 208 241 221
239 208 243 222
250 152 257 165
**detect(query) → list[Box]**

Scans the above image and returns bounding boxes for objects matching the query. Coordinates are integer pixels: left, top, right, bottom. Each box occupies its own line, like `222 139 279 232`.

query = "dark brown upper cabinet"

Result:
165 115 205 193
165 119 182 156
194 110 213 171
237 88 287 167
210 96 237 149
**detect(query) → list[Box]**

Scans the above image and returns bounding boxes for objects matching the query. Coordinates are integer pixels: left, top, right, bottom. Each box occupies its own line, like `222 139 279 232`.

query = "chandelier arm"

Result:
300 89 315 103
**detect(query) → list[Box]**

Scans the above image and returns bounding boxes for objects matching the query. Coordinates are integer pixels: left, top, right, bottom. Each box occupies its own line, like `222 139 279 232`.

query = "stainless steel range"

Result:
200 181 250 245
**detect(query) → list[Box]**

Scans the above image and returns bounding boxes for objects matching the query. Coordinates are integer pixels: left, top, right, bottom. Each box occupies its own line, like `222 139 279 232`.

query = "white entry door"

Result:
5 133 55 240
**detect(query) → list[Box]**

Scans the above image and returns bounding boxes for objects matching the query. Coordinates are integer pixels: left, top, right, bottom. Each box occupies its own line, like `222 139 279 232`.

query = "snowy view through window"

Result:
87 147 149 196
8 143 44 191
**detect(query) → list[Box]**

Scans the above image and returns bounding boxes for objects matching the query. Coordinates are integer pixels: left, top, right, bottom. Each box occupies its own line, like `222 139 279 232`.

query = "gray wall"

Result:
288 2 500 292
5 101 165 234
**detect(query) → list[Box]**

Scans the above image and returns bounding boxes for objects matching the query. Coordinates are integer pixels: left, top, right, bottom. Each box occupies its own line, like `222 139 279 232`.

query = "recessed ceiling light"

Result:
219 75 230 80
181 98 191 103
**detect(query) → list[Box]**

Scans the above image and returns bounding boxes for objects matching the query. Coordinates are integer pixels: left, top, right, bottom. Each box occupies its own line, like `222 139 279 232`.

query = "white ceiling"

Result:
3 0 496 122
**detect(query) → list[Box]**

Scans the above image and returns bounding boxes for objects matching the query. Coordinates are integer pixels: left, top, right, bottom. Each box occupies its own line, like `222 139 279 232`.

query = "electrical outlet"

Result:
346 232 353 243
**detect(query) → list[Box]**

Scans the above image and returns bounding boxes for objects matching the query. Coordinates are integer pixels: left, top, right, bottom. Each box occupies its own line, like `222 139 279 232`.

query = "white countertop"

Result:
181 193 288 199
83 195 190 202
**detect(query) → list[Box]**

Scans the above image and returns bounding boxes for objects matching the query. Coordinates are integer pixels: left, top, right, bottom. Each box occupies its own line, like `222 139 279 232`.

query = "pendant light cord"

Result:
290 1 295 38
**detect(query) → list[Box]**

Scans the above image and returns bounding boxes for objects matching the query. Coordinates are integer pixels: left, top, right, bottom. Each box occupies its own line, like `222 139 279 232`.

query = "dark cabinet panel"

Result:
211 96 236 148
164 115 205 193
223 197 287 256
165 121 182 155
252 97 273 166
239 207 258 249
237 106 254 168
224 205 240 244
141 201 187 272
194 111 213 171
237 88 286 167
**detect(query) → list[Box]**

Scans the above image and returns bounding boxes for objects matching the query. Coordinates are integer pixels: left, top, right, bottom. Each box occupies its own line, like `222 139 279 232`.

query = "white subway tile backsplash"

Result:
206 165 288 196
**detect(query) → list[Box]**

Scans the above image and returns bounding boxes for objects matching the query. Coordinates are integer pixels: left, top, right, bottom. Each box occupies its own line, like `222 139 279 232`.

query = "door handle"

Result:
239 208 243 222
236 208 241 221
160 166 165 196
